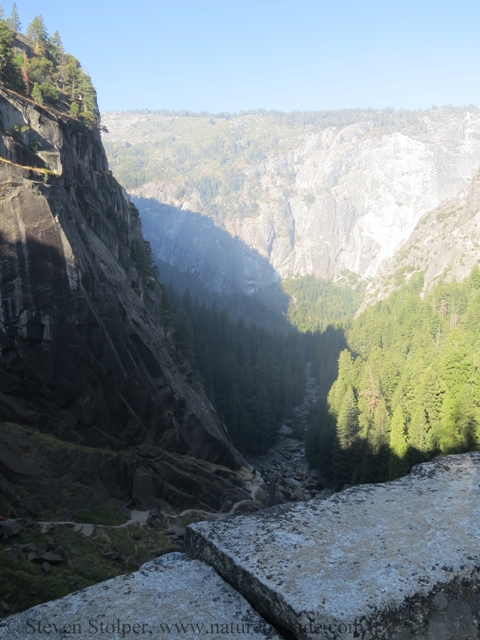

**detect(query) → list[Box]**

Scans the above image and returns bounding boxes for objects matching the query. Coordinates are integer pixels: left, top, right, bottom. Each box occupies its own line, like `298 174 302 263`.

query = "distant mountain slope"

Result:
102 107 480 294
360 169 480 311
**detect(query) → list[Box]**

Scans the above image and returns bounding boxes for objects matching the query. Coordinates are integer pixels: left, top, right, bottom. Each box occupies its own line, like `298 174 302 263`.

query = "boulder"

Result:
187 453 480 640
163 525 186 539
0 553 281 640
38 553 63 565
0 519 22 538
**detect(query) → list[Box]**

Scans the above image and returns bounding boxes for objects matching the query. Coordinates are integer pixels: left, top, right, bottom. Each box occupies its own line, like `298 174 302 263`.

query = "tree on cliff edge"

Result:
27 15 48 51
0 18 23 93
6 4 21 32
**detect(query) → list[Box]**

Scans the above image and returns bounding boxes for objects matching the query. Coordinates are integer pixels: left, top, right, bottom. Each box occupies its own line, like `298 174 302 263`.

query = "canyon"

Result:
103 107 480 297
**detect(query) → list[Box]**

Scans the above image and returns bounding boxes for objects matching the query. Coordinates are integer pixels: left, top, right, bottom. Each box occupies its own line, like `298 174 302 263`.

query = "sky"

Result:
10 0 480 113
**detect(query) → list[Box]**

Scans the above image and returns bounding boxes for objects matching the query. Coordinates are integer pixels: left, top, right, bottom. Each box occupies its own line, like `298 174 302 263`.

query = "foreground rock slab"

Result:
0 553 280 639
187 453 480 639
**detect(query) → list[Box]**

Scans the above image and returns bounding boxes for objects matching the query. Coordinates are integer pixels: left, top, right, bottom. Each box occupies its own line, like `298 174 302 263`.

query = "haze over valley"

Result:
103 107 480 299
3 3 480 635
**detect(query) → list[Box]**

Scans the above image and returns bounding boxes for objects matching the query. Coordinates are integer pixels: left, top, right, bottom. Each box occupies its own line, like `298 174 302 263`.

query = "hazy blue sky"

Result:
11 0 480 113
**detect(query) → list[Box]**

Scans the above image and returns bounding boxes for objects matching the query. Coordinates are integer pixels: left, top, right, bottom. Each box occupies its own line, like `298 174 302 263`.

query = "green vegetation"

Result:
104 106 478 225
0 15 23 93
131 237 159 287
280 274 365 332
104 113 280 217
73 505 127 526
165 286 306 454
306 267 480 489
0 9 98 127
6 3 20 32
0 522 176 616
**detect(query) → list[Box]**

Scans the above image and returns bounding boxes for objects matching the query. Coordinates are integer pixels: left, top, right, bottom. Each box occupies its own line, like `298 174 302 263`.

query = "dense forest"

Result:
306 268 480 488
150 256 360 459
161 285 307 454
141 243 480 484
0 6 98 126
278 273 365 332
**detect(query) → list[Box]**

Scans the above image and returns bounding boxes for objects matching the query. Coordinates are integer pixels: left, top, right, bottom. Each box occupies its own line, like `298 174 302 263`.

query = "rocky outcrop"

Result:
360 168 480 310
103 108 480 294
4 453 480 639
187 452 480 639
0 553 281 639
0 85 249 517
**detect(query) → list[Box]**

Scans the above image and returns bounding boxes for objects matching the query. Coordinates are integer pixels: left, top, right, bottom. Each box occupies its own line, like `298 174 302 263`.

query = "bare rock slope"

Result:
0 85 249 517
360 168 480 310
103 108 480 294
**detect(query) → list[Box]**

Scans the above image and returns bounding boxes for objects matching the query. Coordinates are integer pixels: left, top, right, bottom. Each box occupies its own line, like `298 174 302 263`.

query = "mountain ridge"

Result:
102 106 480 295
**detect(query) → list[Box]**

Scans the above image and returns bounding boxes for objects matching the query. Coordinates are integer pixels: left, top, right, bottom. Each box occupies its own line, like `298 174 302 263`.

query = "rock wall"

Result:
104 108 480 294
360 168 480 311
0 86 249 516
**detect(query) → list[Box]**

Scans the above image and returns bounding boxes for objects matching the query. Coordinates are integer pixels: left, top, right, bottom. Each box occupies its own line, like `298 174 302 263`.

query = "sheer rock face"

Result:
104 109 480 294
187 452 480 640
0 87 247 516
360 168 480 311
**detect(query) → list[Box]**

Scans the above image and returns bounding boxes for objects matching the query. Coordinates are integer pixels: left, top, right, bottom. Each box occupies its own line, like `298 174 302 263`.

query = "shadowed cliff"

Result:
0 83 252 517
134 197 282 296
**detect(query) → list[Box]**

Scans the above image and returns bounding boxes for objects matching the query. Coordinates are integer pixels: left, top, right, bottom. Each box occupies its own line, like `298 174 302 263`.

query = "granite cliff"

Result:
102 108 480 295
0 78 251 517
360 167 480 311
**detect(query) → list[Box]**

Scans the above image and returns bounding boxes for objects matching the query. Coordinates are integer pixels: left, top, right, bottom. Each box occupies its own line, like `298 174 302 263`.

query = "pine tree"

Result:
407 406 432 462
337 386 359 449
372 397 390 446
471 265 480 290
69 101 80 118
31 82 43 104
26 15 48 47
439 387 477 454
440 330 470 391
388 405 409 479
6 3 20 32
0 18 23 92
78 71 98 127
51 30 62 49
331 386 359 485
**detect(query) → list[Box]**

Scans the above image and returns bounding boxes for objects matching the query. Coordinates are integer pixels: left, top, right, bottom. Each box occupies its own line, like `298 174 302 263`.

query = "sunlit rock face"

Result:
187 453 480 640
103 108 480 294
359 167 480 311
